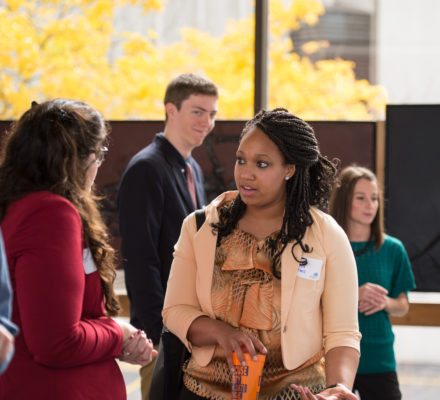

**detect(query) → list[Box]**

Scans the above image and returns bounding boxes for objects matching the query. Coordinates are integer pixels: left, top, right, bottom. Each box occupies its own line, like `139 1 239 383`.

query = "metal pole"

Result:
254 0 268 115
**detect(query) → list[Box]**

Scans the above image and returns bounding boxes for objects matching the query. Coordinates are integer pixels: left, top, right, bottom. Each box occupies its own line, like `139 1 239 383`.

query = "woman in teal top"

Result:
329 165 415 400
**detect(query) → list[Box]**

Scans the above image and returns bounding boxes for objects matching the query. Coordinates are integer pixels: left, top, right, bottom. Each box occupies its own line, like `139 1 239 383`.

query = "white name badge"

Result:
297 257 323 281
83 249 98 275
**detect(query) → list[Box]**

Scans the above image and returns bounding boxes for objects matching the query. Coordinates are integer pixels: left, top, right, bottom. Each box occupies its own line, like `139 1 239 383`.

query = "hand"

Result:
119 330 158 366
115 320 158 366
290 383 358 400
358 282 388 316
0 324 14 362
115 319 138 344
212 320 267 370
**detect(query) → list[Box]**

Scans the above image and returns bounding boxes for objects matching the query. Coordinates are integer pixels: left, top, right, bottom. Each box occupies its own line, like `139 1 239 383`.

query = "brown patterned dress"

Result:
183 225 326 399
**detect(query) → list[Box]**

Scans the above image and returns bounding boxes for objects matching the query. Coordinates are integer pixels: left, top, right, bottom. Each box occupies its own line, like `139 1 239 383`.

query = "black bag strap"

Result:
195 208 206 231
150 326 190 399
163 327 188 399
150 209 206 399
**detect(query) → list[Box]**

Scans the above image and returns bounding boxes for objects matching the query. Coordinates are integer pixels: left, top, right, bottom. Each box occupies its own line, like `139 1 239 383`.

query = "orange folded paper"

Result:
232 352 266 400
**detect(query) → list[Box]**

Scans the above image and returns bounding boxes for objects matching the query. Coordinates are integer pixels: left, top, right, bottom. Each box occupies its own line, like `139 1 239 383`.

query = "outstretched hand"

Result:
290 383 358 400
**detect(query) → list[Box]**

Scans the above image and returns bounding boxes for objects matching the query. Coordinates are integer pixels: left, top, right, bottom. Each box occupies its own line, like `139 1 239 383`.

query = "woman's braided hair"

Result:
213 108 337 277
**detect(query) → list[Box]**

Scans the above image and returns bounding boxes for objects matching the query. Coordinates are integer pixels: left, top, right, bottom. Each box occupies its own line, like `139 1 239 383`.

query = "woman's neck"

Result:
347 222 371 242
239 204 284 240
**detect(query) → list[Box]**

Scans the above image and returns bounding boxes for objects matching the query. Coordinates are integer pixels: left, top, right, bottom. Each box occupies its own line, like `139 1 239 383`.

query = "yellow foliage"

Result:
0 0 386 121
124 0 163 13
270 0 324 35
122 32 156 56
301 40 329 55
4 0 21 12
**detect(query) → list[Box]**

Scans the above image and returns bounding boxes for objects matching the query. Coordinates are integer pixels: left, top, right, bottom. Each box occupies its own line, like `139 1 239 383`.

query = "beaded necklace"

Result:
353 233 373 256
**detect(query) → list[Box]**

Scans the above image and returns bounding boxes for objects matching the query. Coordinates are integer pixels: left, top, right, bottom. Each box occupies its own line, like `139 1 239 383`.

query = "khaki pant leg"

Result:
140 344 159 400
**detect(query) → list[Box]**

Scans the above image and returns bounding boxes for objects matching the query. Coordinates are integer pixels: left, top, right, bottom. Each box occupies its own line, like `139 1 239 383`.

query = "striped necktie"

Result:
186 162 197 208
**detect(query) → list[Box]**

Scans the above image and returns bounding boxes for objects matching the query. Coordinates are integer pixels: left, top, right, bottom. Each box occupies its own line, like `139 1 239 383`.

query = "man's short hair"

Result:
164 73 218 110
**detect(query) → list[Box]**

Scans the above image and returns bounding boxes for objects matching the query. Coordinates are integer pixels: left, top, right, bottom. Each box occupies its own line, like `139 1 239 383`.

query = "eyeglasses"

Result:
93 146 108 165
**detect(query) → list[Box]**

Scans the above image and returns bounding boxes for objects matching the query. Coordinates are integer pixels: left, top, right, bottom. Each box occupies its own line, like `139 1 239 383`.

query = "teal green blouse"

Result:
352 234 415 374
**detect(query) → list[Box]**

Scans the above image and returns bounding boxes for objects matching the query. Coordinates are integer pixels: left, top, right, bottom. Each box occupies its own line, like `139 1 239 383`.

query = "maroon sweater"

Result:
0 191 125 399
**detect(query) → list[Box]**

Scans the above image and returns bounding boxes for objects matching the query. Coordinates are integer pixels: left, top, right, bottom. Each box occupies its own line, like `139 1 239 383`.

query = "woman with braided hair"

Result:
163 108 361 399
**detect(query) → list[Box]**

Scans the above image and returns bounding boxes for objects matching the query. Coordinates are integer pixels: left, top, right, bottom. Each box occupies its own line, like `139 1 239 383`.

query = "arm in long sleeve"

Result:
118 161 165 343
318 219 361 390
162 215 209 349
321 218 361 355
15 198 123 368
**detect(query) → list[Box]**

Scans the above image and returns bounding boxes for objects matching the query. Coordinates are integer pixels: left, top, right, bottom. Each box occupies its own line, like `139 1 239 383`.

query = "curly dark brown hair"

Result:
0 99 119 315
213 108 337 277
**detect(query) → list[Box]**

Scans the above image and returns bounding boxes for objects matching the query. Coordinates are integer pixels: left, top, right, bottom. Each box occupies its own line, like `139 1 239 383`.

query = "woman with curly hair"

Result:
163 108 361 399
0 99 156 399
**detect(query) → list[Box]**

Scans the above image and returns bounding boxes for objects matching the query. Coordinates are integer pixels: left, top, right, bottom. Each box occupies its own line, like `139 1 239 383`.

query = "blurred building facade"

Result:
115 0 440 104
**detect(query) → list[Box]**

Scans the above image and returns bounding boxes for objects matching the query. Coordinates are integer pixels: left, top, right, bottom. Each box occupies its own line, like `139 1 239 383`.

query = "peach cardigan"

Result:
163 191 361 370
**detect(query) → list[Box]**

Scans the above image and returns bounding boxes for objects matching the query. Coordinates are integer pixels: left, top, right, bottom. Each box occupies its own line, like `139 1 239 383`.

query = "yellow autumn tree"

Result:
0 0 386 120
113 0 386 120
0 0 162 118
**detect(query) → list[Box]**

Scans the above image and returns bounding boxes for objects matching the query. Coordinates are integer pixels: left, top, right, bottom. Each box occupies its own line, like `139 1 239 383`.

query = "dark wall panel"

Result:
311 121 376 171
385 105 440 291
